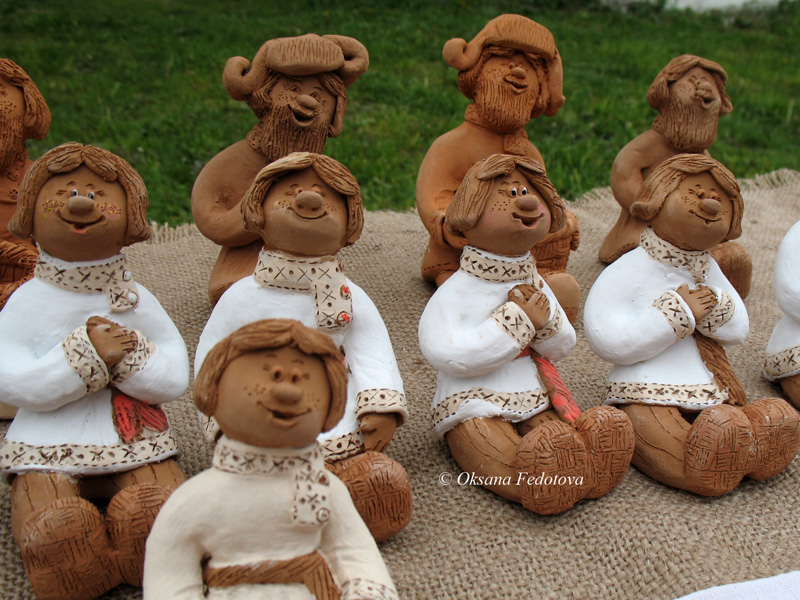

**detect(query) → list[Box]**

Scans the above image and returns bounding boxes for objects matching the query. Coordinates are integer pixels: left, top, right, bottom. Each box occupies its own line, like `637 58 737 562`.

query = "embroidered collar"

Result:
464 104 529 155
213 436 332 526
253 248 352 331
640 227 710 283
460 245 539 284
34 251 139 312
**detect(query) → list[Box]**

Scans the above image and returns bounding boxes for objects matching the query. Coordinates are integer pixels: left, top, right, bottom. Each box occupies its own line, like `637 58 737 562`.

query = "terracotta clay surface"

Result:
599 54 751 298
585 154 800 496
0 142 189 599
415 14 581 322
419 154 634 514
195 152 412 541
192 34 368 304
144 319 398 600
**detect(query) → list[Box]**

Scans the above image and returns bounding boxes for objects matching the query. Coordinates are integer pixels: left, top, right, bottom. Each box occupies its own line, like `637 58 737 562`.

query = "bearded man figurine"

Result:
192 34 368 304
416 14 580 322
599 55 751 298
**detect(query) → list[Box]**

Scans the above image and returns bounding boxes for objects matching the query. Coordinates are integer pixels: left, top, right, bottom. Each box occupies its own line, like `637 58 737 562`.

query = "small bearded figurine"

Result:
585 154 799 496
416 15 581 323
599 55 751 298
192 34 369 305
0 58 51 308
0 142 190 600
145 319 398 600
418 154 634 515
196 152 411 541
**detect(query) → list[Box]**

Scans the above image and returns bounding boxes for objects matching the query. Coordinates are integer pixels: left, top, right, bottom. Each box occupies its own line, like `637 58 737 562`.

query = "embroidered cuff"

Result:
62 326 110 394
110 331 156 384
696 290 735 336
653 291 694 340
491 302 535 348
532 309 563 344
764 345 800 380
340 579 398 600
319 431 363 461
355 389 407 425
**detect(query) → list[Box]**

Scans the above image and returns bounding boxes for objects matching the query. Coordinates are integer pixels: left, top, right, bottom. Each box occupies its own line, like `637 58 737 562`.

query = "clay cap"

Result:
443 14 557 70
224 34 369 100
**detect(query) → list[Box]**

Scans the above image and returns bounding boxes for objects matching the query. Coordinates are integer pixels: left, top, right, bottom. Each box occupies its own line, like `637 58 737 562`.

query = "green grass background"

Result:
1 0 798 224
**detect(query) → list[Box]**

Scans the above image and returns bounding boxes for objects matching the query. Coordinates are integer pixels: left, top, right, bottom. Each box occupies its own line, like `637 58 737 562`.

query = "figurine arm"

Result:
516 281 577 362
774 222 800 320
694 263 749 345
320 478 398 600
610 131 665 210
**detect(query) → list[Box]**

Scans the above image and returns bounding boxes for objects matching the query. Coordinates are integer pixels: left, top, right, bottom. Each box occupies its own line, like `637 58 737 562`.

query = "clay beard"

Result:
0 115 26 174
473 71 536 133
653 95 720 153
249 103 329 163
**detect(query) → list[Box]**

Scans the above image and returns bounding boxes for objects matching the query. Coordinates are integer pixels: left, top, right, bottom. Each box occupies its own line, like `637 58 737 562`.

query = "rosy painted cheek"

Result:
39 198 64 216
98 203 123 220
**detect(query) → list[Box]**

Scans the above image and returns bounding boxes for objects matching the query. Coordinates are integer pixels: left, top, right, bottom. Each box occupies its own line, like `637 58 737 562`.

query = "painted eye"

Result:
272 366 284 381
510 188 518 197
87 192 95 200
520 187 528 196
69 189 79 197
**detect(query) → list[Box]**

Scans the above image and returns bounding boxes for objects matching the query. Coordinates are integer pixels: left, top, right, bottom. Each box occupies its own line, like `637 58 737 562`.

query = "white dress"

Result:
764 221 800 381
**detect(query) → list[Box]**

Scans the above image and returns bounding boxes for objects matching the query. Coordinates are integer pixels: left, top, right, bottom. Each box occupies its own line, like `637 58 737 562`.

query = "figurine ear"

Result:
328 98 345 138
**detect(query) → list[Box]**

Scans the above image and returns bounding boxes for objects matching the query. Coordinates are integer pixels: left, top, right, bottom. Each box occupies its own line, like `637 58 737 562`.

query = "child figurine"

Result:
418 154 634 515
585 154 800 496
764 220 800 409
0 142 190 599
195 151 411 541
145 319 398 600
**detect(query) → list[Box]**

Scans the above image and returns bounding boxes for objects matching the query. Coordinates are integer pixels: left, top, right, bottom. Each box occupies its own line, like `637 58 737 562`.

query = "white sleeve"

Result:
774 221 800 321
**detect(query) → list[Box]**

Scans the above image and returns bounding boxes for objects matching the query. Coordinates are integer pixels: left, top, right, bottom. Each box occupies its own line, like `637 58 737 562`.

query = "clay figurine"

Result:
0 142 190 599
416 14 581 322
145 319 398 600
0 58 50 308
418 154 635 515
599 55 751 298
195 151 411 541
192 33 369 304
585 154 799 496
764 220 800 409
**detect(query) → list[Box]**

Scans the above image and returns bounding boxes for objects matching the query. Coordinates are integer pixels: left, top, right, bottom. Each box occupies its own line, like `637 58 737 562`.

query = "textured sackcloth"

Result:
1 169 800 600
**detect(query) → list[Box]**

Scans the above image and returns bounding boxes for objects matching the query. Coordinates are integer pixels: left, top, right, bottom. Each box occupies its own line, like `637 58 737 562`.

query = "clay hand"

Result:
509 286 551 330
360 412 398 453
676 284 717 322
86 316 138 368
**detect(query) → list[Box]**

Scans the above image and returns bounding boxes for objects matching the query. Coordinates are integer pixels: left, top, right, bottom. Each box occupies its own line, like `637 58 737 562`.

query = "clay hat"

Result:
223 34 369 101
442 14 564 117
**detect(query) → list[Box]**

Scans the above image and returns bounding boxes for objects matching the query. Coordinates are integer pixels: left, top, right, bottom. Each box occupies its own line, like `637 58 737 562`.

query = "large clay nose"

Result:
272 382 303 405
515 195 540 212
297 94 319 110
295 190 323 211
510 66 527 79
699 196 721 215
66 194 95 215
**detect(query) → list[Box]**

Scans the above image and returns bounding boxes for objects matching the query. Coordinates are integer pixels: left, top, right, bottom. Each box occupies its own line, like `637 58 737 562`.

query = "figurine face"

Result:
650 172 733 251
260 168 348 256
214 345 331 448
474 51 540 131
464 167 552 256
671 67 721 113
32 166 129 262
269 75 336 132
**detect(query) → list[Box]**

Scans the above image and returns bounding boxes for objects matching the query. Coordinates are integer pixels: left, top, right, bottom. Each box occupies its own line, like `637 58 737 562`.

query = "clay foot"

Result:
516 420 593 515
327 451 412 542
19 497 119 600
684 404 752 496
573 406 635 499
107 483 173 586
743 397 800 481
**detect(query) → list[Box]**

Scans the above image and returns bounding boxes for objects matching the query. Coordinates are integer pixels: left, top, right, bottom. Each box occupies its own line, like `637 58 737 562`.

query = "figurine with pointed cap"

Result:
192 33 369 305
145 319 398 600
586 154 799 496
0 142 190 600
600 55 751 298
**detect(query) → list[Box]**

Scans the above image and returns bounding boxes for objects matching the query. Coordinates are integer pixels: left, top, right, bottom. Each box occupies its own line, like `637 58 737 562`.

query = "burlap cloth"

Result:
2 169 800 599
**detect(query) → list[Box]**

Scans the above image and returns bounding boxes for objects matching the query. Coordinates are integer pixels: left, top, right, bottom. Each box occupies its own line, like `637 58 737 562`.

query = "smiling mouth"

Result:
504 76 528 94
290 107 318 128
289 207 328 221
59 214 105 234
257 401 310 422
689 210 721 225
512 212 541 227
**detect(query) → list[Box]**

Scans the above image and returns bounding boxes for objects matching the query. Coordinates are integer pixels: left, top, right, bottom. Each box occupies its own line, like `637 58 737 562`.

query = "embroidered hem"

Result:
111 332 156 383
603 380 727 409
491 303 535 348
0 429 179 475
432 387 549 430
640 227 710 283
460 246 536 283
764 345 800 380
62 326 110 393
696 290 735 336
341 579 399 600
355 389 407 424
653 291 694 340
